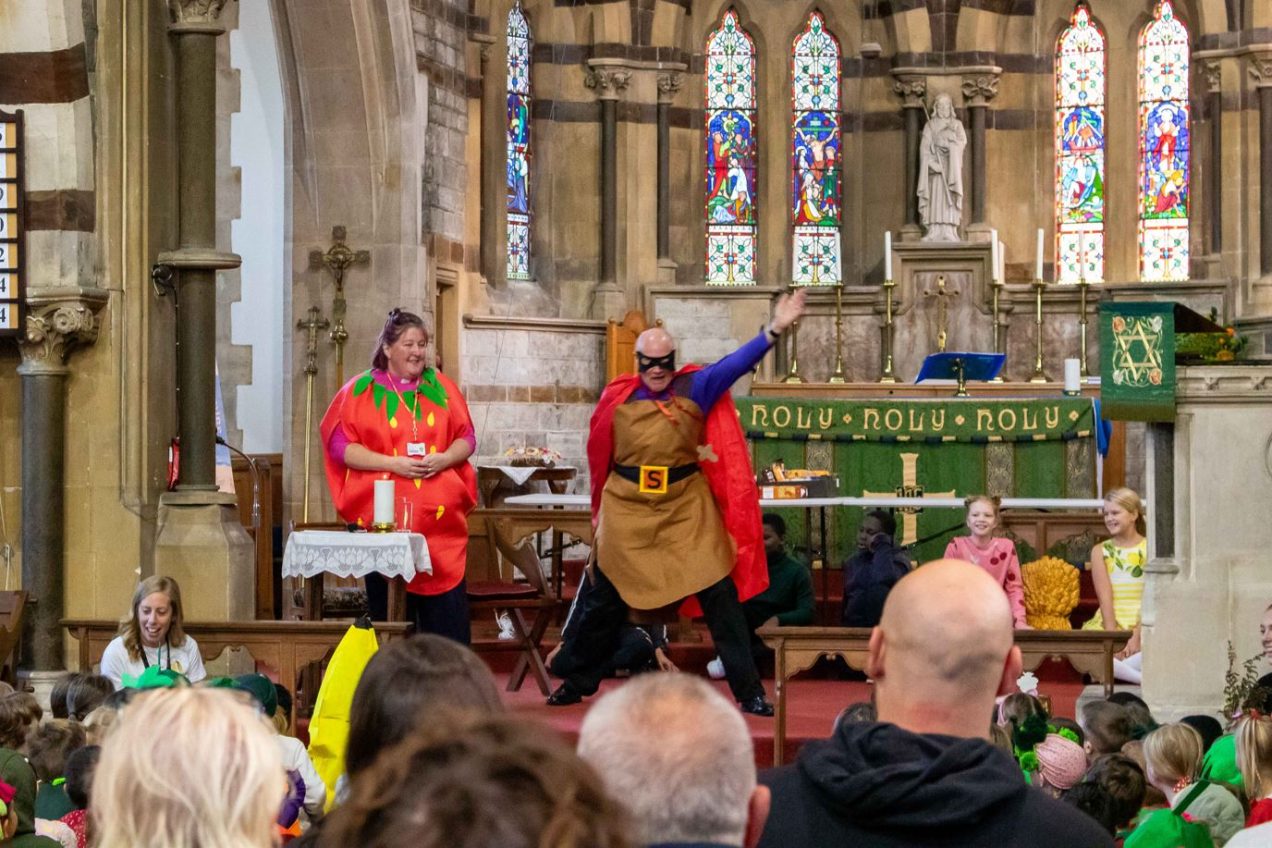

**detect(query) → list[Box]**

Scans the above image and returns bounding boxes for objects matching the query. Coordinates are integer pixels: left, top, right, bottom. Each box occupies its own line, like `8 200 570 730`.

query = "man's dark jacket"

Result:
758 720 1115 848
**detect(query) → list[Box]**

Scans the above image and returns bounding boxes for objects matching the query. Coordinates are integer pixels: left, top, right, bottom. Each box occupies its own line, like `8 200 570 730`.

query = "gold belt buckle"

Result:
638 465 669 494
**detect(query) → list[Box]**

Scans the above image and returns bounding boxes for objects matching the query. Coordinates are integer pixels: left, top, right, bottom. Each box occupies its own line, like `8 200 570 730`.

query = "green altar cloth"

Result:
735 396 1099 564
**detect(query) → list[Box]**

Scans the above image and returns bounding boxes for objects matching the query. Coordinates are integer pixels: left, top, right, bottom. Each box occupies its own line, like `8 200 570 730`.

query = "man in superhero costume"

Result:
547 288 807 715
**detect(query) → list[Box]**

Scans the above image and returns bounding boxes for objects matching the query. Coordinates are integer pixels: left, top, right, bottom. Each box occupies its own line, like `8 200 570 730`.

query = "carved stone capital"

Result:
892 77 927 109
1202 60 1223 93
1249 53 1272 89
961 74 1000 107
585 68 632 101
656 72 683 104
16 288 109 376
168 0 231 25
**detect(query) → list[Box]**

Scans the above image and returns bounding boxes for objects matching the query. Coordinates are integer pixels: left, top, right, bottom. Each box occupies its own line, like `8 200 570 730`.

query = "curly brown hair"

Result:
0 693 38 750
320 714 631 848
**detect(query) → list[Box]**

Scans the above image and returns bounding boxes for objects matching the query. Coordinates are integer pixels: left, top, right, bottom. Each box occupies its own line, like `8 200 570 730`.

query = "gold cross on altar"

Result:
862 452 956 546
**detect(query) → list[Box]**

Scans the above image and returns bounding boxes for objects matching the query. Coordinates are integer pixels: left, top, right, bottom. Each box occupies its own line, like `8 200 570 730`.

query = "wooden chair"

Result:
606 310 657 381
468 520 556 695
0 592 27 686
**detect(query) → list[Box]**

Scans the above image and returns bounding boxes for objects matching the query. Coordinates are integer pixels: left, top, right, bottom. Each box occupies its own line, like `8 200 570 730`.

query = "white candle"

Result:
1035 228 1045 281
374 478 395 526
1064 358 1081 393
990 230 999 283
884 231 893 280
998 240 1006 284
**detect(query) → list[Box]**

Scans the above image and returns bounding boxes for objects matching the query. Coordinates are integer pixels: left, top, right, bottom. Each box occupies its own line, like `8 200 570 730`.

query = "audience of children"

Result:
1083 487 1149 683
840 509 911 627
945 495 1028 628
2 570 1271 848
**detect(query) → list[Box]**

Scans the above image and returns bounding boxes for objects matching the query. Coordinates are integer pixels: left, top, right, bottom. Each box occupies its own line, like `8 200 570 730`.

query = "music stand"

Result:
916 352 1005 397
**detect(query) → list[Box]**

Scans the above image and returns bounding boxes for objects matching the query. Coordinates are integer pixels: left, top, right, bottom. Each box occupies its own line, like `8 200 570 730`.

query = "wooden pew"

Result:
63 619 412 725
756 625 1132 766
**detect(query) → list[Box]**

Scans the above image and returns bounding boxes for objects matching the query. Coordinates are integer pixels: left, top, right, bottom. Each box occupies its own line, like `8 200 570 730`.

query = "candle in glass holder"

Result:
1064 358 1081 394
373 478 395 527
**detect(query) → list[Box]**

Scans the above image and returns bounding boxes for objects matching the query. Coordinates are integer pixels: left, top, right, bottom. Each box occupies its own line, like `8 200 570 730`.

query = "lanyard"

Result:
386 376 420 442
141 638 171 671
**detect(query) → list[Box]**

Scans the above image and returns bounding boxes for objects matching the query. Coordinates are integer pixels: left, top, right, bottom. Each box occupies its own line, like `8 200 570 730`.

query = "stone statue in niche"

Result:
917 93 967 242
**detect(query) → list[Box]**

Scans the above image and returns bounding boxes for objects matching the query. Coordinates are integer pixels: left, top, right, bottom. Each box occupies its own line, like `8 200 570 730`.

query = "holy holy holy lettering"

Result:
739 398 1086 440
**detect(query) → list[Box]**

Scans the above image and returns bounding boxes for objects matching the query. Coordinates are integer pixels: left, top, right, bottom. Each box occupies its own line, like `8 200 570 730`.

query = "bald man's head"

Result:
866 558 1020 737
635 327 677 393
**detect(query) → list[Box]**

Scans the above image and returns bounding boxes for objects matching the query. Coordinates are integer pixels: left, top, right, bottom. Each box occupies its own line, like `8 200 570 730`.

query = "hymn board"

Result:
0 111 22 336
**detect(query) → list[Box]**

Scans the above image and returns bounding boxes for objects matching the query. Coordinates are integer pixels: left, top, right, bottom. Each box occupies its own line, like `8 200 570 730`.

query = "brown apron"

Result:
596 397 735 609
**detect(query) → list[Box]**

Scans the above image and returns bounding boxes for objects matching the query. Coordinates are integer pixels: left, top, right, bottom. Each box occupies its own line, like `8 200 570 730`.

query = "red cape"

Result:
587 367 767 615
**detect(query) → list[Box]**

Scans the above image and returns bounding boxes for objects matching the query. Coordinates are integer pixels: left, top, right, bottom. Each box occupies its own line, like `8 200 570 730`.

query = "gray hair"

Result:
577 674 755 846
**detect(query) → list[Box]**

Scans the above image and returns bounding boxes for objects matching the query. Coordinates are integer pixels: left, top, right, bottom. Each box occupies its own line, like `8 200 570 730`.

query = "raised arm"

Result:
689 288 808 410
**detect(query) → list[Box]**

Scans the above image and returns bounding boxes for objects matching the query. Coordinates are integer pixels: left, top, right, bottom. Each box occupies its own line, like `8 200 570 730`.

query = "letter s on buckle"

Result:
638 465 669 494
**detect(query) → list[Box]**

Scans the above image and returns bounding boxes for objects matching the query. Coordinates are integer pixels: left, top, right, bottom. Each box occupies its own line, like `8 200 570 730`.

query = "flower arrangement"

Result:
1177 309 1249 363
1021 556 1080 630
503 446 563 468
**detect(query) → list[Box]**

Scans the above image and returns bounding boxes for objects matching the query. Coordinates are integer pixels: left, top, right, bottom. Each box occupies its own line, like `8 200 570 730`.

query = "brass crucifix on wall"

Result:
922 274 960 353
309 225 370 386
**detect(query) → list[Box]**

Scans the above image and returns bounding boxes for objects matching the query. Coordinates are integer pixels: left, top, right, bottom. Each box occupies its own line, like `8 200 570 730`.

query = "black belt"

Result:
612 463 699 485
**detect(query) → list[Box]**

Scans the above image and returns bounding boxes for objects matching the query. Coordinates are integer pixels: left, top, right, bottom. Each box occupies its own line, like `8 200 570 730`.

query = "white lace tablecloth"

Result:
282 531 432 581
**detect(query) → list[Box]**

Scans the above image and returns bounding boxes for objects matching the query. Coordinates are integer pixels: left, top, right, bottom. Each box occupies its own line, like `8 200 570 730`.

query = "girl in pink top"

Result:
944 495 1029 629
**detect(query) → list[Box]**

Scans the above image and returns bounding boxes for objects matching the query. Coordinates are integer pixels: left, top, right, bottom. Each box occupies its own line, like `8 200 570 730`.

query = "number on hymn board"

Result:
0 183 9 209
0 305 10 330
0 123 8 148
0 274 8 296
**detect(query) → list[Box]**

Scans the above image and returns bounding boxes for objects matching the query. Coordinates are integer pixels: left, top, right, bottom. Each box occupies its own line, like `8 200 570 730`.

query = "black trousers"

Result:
557 565 763 702
365 573 471 646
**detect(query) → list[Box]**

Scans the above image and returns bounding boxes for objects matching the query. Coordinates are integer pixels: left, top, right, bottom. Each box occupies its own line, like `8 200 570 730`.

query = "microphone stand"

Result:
216 435 261 593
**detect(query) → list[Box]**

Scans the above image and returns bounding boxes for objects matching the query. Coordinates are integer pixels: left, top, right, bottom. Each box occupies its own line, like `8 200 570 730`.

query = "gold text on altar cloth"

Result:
746 403 1067 434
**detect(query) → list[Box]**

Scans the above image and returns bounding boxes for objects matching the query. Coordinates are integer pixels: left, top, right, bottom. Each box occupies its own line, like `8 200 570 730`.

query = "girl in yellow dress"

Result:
1083 487 1148 683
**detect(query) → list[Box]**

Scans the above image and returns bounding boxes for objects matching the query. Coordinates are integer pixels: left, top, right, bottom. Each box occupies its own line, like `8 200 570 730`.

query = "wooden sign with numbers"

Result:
0 111 23 336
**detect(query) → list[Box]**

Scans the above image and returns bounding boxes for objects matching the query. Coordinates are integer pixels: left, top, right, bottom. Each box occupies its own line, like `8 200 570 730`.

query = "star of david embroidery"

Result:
1112 316 1164 387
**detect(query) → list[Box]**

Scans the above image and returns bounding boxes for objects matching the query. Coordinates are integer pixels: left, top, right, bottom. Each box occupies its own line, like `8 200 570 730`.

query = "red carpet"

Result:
497 671 1087 769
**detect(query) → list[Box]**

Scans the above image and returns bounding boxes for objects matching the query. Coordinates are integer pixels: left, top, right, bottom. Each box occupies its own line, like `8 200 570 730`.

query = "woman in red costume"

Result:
320 309 478 643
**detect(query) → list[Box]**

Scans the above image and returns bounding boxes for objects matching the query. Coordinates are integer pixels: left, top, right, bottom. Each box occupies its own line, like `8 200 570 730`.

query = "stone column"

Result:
656 73 682 263
892 76 927 238
1249 54 1272 277
153 0 253 621
961 73 1000 229
474 34 501 284
16 293 106 671
584 65 630 318
1204 61 1223 256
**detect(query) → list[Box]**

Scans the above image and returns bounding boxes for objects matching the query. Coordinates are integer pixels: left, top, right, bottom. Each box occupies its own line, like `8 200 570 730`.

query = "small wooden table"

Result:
756 625 1132 765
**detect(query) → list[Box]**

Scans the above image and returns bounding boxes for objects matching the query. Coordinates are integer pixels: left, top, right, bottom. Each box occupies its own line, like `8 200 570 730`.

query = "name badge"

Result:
407 442 427 457
638 465 669 495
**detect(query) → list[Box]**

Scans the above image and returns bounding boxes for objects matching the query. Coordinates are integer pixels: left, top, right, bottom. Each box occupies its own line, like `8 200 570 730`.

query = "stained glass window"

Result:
705 9 757 285
791 11 841 286
1055 2 1105 283
506 3 532 281
1137 0 1190 282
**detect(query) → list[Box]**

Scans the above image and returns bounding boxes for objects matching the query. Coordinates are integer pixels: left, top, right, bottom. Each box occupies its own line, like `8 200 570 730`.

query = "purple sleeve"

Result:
327 424 352 464
458 424 476 453
689 331 774 411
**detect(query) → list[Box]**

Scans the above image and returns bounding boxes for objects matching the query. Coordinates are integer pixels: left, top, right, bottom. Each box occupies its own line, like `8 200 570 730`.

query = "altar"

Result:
743 381 1113 566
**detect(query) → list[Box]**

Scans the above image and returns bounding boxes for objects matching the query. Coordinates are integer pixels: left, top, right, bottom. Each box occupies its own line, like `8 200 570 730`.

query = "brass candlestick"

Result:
782 285 805 383
1078 275 1090 378
1028 277 1050 383
828 284 847 383
989 277 1005 383
309 225 370 387
879 278 897 383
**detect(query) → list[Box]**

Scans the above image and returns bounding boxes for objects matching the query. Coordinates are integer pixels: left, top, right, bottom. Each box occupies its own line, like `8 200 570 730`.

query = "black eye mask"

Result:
637 352 676 373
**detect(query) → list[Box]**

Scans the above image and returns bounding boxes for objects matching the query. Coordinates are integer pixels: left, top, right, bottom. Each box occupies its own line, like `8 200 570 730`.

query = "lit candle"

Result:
990 230 999 283
1064 358 1081 394
374 478 395 526
1035 228 1045 281
884 231 893 280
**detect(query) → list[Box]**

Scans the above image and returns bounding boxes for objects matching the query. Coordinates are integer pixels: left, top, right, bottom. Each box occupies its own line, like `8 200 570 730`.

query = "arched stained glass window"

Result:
705 9 757 285
506 3 532 281
791 11 841 286
1054 2 1105 283
1138 0 1190 282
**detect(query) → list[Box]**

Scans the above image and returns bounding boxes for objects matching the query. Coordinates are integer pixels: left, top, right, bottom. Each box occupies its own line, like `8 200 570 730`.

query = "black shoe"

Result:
547 683 583 707
739 695 774 717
